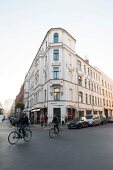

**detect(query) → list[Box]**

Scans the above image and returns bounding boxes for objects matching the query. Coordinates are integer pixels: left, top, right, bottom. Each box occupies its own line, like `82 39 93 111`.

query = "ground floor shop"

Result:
24 103 113 125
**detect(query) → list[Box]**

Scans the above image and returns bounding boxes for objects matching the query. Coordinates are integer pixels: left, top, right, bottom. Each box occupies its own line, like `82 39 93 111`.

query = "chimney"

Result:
85 55 89 64
85 59 89 64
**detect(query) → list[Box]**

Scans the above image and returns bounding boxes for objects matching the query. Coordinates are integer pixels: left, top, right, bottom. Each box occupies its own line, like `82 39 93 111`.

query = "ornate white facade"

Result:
24 28 113 124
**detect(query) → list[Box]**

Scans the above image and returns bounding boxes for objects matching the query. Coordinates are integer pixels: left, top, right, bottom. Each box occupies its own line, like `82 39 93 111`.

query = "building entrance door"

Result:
53 108 61 124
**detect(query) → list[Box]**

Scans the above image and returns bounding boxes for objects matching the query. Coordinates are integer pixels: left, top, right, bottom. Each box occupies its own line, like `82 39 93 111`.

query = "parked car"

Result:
67 117 88 129
86 115 101 126
107 116 113 123
100 115 107 125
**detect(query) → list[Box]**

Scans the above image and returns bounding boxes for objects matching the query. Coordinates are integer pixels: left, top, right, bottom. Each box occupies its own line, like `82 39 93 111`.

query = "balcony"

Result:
50 79 63 86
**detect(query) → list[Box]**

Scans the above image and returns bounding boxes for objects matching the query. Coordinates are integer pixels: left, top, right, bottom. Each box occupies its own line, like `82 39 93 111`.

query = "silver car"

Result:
86 115 101 126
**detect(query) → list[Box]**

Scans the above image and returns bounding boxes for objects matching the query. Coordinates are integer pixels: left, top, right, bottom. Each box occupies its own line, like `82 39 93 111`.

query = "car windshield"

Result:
86 115 93 119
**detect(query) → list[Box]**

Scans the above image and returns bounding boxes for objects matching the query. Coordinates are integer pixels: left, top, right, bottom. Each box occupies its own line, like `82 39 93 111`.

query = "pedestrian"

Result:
65 115 68 124
2 115 5 121
44 114 48 126
40 115 44 127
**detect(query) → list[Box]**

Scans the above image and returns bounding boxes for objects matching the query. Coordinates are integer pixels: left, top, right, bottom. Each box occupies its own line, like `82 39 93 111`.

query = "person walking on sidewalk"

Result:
44 114 48 126
40 115 44 127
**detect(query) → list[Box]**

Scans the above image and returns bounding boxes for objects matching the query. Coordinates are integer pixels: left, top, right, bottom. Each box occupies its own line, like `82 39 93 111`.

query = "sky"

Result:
0 0 113 106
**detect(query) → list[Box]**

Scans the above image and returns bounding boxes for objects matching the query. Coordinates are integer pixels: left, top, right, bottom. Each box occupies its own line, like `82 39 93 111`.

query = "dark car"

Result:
67 117 88 129
100 115 107 125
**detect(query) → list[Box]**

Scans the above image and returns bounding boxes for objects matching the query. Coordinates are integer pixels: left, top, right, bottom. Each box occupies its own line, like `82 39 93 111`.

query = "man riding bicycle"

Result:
16 112 29 137
52 114 59 133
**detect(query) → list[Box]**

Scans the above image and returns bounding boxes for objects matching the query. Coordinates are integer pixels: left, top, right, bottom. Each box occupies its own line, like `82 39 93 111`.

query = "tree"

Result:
15 103 24 111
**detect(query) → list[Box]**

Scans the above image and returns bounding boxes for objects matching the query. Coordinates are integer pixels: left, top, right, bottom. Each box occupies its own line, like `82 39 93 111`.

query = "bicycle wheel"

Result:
49 128 55 138
8 131 19 144
24 130 32 142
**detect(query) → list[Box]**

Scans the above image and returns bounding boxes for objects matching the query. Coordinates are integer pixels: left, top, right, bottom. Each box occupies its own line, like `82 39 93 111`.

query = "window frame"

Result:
53 49 59 60
54 33 59 43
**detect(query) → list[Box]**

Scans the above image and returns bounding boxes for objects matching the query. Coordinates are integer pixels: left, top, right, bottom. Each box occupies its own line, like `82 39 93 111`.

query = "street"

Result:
1 122 113 170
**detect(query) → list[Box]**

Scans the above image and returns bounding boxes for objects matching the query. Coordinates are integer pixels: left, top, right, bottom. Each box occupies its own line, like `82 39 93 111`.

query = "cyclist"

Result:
16 112 29 137
52 114 59 133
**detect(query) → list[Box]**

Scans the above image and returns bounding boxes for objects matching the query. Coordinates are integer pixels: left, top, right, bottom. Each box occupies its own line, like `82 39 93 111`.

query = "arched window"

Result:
54 33 59 43
54 88 60 101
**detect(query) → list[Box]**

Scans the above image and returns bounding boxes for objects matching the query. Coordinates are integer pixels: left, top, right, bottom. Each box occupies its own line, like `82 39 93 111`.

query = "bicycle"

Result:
49 125 62 138
8 124 32 145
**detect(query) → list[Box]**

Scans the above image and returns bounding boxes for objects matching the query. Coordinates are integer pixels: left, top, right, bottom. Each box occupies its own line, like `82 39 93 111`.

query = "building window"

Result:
92 96 94 105
90 70 92 77
108 84 109 89
103 99 105 106
89 95 91 104
93 72 95 79
88 81 90 89
106 100 108 106
79 92 83 103
85 79 87 88
102 79 104 86
53 49 59 60
54 88 60 101
105 82 107 88
106 90 107 96
98 98 99 106
46 41 47 48
94 84 96 91
102 89 104 95
53 67 59 79
88 68 90 76
54 33 59 43
97 85 98 93
45 56 47 66
45 90 46 101
92 83 93 91
95 97 97 105
84 65 86 74
78 75 82 86
85 94 88 104
45 72 47 82
77 60 81 71
100 98 102 106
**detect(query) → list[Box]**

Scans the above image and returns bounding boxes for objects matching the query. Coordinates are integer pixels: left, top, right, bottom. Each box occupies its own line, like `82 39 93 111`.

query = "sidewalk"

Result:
31 124 67 129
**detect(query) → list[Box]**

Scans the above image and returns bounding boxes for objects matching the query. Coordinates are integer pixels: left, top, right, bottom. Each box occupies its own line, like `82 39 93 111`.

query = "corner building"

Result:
24 28 113 124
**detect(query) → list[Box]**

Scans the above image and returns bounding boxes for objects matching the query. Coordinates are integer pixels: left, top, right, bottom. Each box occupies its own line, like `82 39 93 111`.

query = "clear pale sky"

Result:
0 0 113 106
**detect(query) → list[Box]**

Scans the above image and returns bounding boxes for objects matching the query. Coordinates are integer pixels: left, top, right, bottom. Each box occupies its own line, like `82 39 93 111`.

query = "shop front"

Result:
67 107 76 121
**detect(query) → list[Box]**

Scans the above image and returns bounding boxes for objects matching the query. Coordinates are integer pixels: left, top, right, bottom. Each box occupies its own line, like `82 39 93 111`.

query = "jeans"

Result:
19 124 27 136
